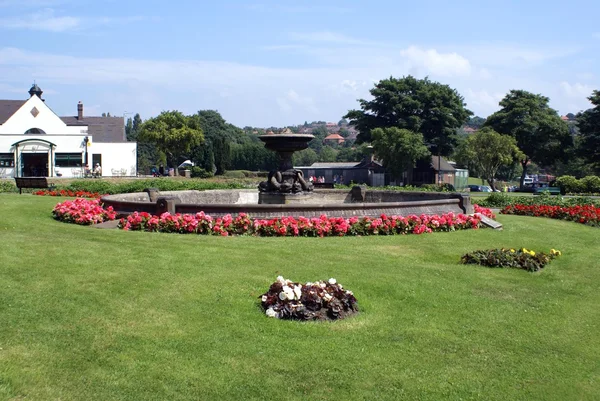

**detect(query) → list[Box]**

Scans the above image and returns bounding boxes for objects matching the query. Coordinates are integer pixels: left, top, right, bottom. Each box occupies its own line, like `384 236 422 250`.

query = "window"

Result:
24 128 47 135
55 153 82 167
0 153 14 167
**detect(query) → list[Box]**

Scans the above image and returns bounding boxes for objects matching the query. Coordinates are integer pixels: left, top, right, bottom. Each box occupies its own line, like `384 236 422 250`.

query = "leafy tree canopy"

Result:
576 90 600 173
138 111 204 168
457 127 524 191
484 90 571 187
344 76 472 156
371 127 430 183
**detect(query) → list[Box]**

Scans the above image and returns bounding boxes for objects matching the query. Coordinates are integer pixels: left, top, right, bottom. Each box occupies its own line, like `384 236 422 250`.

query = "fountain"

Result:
258 128 314 204
101 130 473 218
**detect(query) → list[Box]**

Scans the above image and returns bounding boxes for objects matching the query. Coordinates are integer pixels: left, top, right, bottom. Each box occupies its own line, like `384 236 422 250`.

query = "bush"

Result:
190 167 213 179
0 180 17 193
223 170 246 179
581 176 600 194
461 248 561 272
555 175 581 194
479 192 512 207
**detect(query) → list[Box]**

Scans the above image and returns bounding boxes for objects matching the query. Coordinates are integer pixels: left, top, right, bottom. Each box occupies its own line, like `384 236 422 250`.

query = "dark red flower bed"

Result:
35 189 102 199
501 204 599 227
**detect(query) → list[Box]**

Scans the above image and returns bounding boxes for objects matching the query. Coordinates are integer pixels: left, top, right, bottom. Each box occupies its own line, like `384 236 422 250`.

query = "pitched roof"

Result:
324 133 344 140
431 156 455 172
0 100 26 124
60 116 126 142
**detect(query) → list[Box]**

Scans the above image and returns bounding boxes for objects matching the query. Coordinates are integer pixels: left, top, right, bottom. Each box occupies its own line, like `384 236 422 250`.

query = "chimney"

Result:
77 101 83 120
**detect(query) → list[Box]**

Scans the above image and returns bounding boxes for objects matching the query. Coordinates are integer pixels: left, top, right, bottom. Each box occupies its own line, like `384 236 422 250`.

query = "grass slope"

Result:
0 194 599 401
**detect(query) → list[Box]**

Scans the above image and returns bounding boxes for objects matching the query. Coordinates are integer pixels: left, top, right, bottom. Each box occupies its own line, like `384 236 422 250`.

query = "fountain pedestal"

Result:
257 131 315 204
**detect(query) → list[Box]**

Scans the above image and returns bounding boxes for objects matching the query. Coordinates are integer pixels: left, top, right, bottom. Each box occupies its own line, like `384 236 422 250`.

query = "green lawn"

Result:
1 194 599 401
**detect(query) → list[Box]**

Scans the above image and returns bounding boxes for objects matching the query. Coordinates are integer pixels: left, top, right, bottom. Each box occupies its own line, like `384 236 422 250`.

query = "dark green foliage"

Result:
484 90 571 188
476 192 599 208
190 167 213 178
461 248 560 272
138 111 204 169
229 143 278 171
344 76 472 156
371 127 430 183
576 90 600 173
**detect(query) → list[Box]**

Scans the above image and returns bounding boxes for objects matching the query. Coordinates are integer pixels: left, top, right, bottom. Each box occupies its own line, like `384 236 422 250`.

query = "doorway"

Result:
21 153 48 177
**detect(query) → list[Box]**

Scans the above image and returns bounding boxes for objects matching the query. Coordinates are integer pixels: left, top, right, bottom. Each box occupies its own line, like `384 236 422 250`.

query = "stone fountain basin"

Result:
101 188 472 219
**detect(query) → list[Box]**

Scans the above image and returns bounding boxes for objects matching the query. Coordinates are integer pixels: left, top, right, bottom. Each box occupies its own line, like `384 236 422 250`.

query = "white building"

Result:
0 84 136 178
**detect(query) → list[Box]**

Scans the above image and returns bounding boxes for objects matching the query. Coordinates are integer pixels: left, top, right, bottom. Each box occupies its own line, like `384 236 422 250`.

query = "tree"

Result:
467 116 486 129
319 146 338 162
293 148 319 166
484 90 571 188
371 127 430 184
576 90 600 173
125 117 133 141
459 128 524 191
138 111 204 168
344 76 472 156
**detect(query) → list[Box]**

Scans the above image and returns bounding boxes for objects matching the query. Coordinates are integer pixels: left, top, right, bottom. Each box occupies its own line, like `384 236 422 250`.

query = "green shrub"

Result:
461 248 561 272
478 192 512 207
223 170 246 179
580 176 600 194
0 179 17 193
190 167 213 179
555 175 581 194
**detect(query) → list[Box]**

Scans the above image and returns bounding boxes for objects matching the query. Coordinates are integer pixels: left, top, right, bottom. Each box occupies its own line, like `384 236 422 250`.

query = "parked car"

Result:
467 184 484 192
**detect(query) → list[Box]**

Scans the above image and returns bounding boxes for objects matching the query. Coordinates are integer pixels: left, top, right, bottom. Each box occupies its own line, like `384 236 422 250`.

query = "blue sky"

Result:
1 0 599 127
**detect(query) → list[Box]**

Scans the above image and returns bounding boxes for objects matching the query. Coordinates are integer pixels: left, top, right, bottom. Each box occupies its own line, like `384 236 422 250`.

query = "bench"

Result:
14 177 56 194
313 182 335 189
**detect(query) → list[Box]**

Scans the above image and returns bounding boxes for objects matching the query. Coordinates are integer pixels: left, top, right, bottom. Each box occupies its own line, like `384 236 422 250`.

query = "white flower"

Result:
284 288 295 300
282 285 291 292
276 276 285 284
293 286 302 300
305 282 313 286
261 295 267 302
265 308 277 318
323 294 333 302
346 291 353 296
319 282 327 288
328 278 337 285
279 291 287 301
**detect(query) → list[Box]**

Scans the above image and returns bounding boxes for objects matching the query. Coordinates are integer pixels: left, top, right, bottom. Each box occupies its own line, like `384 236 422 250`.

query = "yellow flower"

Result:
510 249 515 253
522 248 528 253
529 251 536 256
551 249 562 256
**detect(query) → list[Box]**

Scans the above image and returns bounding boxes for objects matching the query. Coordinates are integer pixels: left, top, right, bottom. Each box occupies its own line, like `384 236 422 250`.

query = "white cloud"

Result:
560 81 594 98
400 46 472 77
463 89 503 115
0 8 80 32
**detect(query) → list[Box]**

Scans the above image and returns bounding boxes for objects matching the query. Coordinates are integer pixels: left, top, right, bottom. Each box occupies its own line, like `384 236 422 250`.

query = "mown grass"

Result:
0 194 599 401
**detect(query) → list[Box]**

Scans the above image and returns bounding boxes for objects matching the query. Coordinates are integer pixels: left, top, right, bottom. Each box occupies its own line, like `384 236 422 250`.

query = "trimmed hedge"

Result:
476 192 599 208
555 175 600 195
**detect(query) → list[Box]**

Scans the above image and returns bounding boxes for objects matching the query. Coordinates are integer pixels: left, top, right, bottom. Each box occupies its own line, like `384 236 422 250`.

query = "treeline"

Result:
126 111 370 176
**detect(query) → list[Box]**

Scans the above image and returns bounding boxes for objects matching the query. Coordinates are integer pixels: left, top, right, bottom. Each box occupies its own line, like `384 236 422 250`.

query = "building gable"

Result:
0 95 70 135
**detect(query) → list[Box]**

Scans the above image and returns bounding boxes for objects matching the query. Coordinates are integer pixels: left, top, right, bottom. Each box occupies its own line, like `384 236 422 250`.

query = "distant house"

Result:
0 84 136 178
323 133 345 145
463 127 478 134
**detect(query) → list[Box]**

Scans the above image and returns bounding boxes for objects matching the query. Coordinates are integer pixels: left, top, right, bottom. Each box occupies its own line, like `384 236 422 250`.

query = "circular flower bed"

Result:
260 276 358 321
36 189 102 199
118 210 489 237
461 248 562 272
